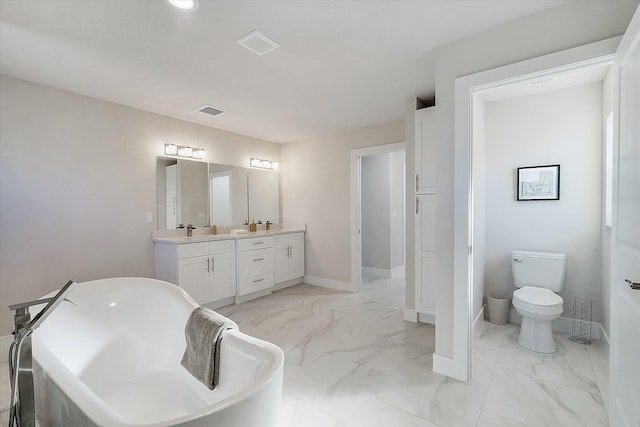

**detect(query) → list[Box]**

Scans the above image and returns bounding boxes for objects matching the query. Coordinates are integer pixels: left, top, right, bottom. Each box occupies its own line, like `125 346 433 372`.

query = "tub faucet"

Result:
8 280 77 427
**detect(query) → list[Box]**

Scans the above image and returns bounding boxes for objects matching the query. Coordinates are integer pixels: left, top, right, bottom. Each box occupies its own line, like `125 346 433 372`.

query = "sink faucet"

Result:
8 280 77 427
186 224 195 237
266 221 272 231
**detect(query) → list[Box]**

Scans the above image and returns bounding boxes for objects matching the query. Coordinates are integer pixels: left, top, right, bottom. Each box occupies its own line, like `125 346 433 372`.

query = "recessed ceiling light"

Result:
166 0 199 11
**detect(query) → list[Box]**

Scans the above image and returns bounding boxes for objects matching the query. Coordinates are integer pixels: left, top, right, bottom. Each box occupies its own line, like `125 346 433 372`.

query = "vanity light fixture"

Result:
192 148 206 160
165 143 206 160
166 0 199 11
177 146 193 158
250 157 278 170
165 143 178 155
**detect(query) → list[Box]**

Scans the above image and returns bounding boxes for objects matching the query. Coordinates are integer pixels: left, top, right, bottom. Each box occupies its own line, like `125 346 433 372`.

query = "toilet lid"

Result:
514 286 563 306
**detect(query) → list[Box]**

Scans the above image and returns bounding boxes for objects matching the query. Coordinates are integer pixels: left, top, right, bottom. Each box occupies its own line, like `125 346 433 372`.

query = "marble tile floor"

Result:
0 275 610 427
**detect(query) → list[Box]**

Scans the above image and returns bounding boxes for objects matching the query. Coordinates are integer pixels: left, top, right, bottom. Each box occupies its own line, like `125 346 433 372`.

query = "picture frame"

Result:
516 164 560 201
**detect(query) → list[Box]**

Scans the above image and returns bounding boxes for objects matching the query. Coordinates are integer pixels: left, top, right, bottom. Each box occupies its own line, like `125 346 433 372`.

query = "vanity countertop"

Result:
153 228 306 244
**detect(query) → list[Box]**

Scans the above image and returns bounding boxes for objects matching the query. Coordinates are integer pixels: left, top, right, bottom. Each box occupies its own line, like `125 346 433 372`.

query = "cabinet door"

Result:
415 107 437 194
289 242 305 279
416 194 436 317
177 256 209 304
210 251 236 301
418 194 436 252
418 253 436 313
274 244 290 284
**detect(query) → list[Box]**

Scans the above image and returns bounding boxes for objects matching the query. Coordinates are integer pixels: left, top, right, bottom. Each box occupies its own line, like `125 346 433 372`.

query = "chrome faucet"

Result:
186 224 195 237
8 280 77 427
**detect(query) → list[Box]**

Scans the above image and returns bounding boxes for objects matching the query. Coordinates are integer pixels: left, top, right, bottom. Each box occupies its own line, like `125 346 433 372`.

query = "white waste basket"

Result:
487 295 509 325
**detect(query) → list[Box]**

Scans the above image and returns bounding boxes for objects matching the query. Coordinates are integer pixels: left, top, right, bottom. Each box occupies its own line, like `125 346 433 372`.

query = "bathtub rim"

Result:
32 277 285 427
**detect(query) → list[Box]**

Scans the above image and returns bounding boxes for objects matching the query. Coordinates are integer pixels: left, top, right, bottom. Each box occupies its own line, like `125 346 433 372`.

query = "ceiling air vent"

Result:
197 105 226 117
237 30 280 56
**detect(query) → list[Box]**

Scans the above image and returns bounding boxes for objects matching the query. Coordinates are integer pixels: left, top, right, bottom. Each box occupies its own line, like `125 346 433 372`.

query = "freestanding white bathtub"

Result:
30 277 284 427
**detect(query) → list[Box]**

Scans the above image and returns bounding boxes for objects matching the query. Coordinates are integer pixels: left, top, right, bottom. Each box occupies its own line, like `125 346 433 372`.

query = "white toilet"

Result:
511 250 566 353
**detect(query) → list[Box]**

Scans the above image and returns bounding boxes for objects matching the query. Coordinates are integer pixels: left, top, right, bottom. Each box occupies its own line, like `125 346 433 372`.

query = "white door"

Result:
610 8 640 427
210 172 233 226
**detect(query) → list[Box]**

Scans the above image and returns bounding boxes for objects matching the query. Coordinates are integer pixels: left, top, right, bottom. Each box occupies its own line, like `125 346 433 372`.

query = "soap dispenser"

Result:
250 221 257 232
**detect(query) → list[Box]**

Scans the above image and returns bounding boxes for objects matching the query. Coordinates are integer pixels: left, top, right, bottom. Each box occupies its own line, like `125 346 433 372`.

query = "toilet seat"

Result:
513 286 563 315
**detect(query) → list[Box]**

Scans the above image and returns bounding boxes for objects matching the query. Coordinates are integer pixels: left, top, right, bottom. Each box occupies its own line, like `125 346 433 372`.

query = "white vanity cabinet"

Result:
237 236 275 297
274 233 305 285
156 239 236 305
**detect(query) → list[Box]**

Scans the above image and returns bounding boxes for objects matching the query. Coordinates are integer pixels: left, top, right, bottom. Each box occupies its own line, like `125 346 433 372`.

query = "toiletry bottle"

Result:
250 221 257 232
211 224 217 235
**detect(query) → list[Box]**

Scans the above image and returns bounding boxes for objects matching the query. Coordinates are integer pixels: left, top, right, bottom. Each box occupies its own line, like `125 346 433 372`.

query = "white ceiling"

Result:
0 0 568 143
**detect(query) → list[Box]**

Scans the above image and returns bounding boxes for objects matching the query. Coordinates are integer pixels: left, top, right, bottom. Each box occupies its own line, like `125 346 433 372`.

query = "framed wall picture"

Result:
517 164 560 201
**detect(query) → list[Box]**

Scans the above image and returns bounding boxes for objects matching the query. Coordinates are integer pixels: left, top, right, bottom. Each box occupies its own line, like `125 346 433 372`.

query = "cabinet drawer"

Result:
209 239 235 255
274 232 304 246
238 248 274 273
288 232 304 244
177 242 209 259
273 234 289 246
238 269 274 296
238 236 274 251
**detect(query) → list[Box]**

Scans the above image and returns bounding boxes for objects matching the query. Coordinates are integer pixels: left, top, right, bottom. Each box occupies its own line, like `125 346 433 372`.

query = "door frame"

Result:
610 7 640 426
350 142 406 292
446 37 620 382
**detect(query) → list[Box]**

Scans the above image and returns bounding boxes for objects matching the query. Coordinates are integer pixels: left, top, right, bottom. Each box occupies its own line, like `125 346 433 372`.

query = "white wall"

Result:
484 83 603 323
361 151 405 275
280 121 404 287
389 150 405 271
362 153 391 270
432 0 637 357
0 75 280 336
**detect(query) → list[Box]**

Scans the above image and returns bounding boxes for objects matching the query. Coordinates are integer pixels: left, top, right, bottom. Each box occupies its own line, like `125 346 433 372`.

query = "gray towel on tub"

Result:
181 307 238 390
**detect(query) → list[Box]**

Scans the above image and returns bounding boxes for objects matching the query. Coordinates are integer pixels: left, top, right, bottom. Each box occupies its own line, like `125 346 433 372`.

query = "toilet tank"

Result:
512 250 566 292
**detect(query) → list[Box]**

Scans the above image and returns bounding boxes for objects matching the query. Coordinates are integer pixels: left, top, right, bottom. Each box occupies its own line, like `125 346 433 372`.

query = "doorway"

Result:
350 142 406 292
447 37 621 382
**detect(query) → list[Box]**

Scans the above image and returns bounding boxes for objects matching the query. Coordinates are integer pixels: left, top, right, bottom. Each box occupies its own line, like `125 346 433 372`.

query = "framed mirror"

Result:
156 157 281 229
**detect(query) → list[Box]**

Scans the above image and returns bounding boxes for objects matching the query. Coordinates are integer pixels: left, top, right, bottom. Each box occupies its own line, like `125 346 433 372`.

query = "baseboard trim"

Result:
474 305 485 330
362 267 391 278
304 275 354 292
274 277 303 291
234 288 272 304
403 308 418 322
1 334 12 363
362 266 406 279
391 266 406 279
418 312 436 325
433 353 468 382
